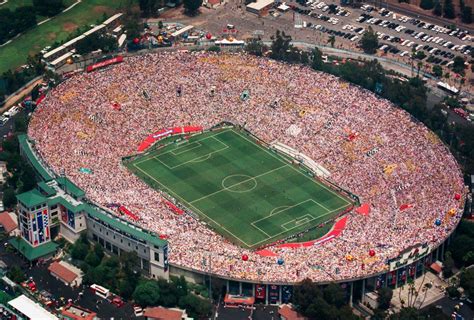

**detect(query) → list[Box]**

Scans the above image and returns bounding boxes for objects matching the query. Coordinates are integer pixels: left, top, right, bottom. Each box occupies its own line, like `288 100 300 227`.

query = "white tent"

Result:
8 295 58 320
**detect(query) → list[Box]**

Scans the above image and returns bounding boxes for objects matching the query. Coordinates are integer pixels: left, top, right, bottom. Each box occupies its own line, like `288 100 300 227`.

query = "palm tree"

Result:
327 35 335 48
417 61 423 78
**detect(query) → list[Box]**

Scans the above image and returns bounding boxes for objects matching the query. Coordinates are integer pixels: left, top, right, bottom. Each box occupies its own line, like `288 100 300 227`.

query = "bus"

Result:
90 284 110 299
437 81 459 95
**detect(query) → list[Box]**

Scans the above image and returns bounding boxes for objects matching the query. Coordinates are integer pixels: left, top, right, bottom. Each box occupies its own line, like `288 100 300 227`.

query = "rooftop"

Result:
37 181 57 197
18 134 54 181
246 0 274 10
0 212 17 233
16 189 47 208
143 306 186 320
278 304 307 320
85 204 167 248
56 176 85 198
62 304 96 320
9 238 58 261
8 295 58 320
48 261 78 284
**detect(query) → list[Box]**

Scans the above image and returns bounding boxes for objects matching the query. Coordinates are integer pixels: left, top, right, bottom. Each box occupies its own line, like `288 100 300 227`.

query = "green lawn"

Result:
127 128 352 249
0 0 132 74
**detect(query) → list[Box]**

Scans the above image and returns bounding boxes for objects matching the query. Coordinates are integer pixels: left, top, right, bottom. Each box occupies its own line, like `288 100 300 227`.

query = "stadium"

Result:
25 51 465 303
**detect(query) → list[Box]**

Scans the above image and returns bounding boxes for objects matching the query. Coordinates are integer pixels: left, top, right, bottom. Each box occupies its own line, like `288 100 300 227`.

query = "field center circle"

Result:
222 174 257 193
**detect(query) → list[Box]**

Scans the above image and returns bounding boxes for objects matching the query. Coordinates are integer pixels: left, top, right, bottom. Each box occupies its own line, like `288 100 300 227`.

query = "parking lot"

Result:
169 0 472 87
287 1 471 68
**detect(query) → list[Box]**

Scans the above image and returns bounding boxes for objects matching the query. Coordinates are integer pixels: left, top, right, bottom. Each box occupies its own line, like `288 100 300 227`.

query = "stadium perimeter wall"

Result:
20 51 467 304
18 128 463 304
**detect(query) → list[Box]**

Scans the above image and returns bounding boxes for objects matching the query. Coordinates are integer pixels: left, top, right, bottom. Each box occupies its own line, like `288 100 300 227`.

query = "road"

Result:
423 296 474 320
367 0 474 33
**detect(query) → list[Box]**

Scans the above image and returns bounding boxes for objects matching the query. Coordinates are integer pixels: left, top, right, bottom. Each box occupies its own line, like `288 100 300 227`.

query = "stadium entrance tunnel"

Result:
221 174 258 193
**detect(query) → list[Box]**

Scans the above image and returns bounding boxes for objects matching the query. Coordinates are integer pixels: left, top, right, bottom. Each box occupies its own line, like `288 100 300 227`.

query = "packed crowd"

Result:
28 52 465 283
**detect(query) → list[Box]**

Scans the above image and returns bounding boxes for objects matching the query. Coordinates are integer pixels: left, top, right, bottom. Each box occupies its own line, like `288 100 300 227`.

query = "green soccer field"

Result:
127 127 352 249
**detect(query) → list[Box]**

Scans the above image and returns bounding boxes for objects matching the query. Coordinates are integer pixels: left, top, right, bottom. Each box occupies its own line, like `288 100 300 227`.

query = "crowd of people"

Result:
28 51 465 283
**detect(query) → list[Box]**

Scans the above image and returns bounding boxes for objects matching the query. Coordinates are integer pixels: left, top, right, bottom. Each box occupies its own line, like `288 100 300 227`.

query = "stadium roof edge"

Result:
18 134 54 181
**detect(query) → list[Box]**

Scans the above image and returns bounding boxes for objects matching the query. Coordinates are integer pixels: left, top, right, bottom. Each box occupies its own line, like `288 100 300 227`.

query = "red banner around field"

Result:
36 94 46 106
163 199 184 215
118 205 140 221
276 216 348 249
137 126 203 152
86 56 123 73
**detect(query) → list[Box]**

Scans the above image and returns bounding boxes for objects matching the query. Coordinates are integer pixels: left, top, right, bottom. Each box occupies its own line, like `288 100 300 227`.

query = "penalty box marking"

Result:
250 203 351 247
132 128 232 167
154 136 229 170
281 214 313 230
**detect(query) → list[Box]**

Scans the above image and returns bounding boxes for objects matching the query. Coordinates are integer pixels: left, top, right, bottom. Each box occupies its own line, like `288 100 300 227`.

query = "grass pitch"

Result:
127 128 352 249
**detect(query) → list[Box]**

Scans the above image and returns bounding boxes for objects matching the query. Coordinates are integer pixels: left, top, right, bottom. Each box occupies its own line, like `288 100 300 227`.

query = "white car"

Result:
435 38 444 44
401 39 410 46
8 106 19 117
400 51 409 57
443 41 452 47
378 33 385 39
350 35 359 41
0 117 8 127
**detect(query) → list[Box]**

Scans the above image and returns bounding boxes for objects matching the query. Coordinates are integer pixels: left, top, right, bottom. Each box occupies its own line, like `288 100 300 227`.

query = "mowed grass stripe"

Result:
128 128 352 248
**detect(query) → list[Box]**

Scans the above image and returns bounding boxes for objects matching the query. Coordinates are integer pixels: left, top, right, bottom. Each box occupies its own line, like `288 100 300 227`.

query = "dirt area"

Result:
63 22 78 33
92 5 110 14
47 32 57 41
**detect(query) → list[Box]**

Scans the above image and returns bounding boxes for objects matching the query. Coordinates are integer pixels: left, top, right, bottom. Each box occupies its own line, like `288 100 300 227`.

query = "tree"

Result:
462 6 473 23
70 241 89 260
414 51 426 60
443 251 455 278
420 0 435 9
327 35 336 48
245 38 266 57
452 56 466 75
311 47 324 71
13 6 37 34
377 287 393 310
123 12 142 40
443 0 455 18
2 188 16 209
460 267 474 299
14 114 28 133
432 65 443 77
433 1 443 15
85 248 101 267
32 0 64 17
133 281 161 306
75 33 118 55
178 294 212 319
450 235 474 266
183 0 203 15
94 244 104 261
360 26 379 54
446 286 460 298
139 0 161 17
7 265 26 283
